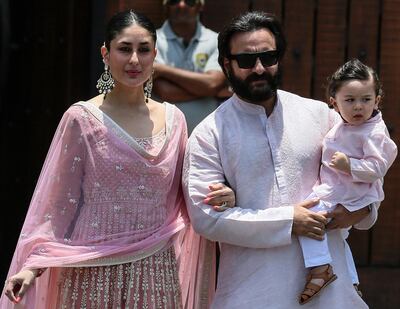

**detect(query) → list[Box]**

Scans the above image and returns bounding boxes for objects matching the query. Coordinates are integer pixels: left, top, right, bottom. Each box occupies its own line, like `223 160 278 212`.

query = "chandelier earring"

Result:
96 62 115 96
144 69 154 103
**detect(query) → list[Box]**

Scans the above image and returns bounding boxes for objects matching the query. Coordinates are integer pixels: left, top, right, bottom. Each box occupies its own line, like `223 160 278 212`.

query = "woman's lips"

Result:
126 70 141 78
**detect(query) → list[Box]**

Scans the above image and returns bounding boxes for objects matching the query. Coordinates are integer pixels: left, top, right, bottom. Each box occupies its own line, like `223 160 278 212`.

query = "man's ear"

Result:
197 3 204 13
223 58 230 77
329 97 339 112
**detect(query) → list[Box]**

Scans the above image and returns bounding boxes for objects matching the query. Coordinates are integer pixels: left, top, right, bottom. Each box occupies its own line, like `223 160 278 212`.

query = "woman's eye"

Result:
119 47 131 53
138 47 150 53
345 98 354 102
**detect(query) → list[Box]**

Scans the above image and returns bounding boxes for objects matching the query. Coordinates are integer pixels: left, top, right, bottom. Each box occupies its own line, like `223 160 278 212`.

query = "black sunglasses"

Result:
166 0 198 7
228 50 279 69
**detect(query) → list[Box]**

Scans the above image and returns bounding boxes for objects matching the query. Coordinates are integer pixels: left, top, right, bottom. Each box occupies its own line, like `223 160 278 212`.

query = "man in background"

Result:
153 0 230 134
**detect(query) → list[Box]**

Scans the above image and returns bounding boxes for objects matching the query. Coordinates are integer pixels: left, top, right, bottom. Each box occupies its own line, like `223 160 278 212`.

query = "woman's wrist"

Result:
29 268 46 277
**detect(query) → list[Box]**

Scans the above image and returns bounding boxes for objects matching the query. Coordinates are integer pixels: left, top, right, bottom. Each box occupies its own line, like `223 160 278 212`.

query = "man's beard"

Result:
226 65 281 103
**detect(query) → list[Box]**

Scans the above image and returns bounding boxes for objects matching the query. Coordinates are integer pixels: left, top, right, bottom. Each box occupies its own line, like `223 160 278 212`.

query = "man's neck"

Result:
262 96 277 117
236 94 277 116
169 20 197 45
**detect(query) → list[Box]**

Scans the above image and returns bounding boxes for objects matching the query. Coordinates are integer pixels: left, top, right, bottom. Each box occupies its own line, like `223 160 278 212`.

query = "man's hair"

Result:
162 0 205 5
217 11 286 73
326 58 383 100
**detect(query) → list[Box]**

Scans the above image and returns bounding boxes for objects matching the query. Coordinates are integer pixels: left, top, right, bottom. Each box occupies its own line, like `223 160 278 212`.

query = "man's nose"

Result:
252 58 266 74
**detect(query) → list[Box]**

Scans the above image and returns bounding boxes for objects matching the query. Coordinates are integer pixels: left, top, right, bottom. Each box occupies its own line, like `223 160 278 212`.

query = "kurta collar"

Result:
232 93 282 117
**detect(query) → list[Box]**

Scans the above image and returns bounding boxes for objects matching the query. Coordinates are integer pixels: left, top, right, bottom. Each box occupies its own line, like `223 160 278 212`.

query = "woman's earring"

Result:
144 70 154 103
96 63 114 95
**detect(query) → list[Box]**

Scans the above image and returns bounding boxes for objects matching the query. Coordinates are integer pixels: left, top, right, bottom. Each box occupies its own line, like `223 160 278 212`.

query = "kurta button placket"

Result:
262 110 290 205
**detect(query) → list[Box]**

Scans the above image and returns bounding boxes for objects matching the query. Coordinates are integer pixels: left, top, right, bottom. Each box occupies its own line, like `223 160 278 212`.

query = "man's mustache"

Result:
245 73 274 83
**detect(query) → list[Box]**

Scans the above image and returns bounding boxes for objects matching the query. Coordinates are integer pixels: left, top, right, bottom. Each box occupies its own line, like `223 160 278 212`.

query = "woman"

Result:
1 10 233 308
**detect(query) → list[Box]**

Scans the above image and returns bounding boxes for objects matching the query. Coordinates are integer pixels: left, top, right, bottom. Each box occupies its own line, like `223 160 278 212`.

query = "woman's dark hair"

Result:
104 10 157 50
326 58 383 101
217 11 286 73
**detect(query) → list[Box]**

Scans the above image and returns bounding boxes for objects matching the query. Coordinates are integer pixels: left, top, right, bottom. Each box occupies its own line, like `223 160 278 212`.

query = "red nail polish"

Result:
15 296 21 303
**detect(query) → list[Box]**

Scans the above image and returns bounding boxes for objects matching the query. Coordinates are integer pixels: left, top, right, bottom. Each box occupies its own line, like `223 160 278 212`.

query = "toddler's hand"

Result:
329 151 351 174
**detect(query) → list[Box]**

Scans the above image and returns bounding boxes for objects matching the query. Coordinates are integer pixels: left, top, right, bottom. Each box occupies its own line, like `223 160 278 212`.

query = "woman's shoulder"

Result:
61 97 102 126
65 95 102 115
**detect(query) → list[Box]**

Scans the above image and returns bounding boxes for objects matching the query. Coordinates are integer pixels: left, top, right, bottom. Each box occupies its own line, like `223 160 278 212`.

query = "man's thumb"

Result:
300 198 319 209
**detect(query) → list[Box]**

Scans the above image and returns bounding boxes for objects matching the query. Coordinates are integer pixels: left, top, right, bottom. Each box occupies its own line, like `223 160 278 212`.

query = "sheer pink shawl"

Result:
0 102 215 309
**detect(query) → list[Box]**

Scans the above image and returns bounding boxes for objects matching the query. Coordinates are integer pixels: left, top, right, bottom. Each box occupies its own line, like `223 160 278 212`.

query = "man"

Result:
153 0 229 134
183 12 376 308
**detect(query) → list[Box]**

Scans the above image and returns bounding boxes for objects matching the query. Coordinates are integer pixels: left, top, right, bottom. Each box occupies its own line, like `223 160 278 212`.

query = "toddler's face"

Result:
330 77 380 125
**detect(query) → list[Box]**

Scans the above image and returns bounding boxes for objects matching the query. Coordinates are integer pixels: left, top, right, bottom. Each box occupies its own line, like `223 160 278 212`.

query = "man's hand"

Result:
292 199 328 240
329 151 351 174
325 204 370 229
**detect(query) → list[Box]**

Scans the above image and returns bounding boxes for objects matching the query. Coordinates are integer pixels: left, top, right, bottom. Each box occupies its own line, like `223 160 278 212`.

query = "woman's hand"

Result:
204 183 236 212
4 269 38 303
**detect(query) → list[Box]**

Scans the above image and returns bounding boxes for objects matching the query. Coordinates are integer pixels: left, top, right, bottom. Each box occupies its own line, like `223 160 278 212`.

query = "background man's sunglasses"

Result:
228 50 279 69
166 0 199 7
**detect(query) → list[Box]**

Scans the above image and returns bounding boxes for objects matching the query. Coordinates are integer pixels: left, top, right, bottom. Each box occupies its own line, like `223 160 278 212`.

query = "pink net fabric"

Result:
0 102 215 309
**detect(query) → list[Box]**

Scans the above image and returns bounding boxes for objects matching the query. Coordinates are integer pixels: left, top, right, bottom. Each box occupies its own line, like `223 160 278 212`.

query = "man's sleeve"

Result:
203 40 222 72
155 37 166 64
182 123 294 249
353 202 379 230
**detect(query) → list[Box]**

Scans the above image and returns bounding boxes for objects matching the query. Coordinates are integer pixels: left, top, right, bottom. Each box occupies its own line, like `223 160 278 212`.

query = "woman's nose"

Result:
129 52 139 64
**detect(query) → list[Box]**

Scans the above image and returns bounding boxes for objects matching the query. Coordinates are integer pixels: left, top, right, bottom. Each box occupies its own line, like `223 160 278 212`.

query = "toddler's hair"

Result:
326 59 383 103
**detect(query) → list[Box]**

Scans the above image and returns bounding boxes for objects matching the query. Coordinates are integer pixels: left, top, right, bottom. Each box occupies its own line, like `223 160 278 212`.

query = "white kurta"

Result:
183 90 376 308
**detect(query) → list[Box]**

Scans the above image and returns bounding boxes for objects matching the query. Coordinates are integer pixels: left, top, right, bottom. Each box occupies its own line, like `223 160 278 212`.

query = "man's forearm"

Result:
153 78 201 102
154 63 225 97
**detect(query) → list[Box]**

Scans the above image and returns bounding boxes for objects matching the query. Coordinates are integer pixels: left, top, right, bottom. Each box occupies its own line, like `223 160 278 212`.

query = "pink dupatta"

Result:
1 102 215 309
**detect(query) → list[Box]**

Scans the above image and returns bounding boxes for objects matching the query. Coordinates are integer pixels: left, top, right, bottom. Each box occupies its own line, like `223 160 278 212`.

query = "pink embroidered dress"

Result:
1 102 214 309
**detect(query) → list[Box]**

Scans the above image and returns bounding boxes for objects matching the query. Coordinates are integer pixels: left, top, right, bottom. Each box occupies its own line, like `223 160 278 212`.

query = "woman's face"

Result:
102 24 156 89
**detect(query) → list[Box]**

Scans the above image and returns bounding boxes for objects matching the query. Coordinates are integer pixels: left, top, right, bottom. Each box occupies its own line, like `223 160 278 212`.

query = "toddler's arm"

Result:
349 132 397 183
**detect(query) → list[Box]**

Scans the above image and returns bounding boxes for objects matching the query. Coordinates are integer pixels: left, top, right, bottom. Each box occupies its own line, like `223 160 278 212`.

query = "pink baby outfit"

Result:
0 102 213 309
314 111 397 209
299 111 397 268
